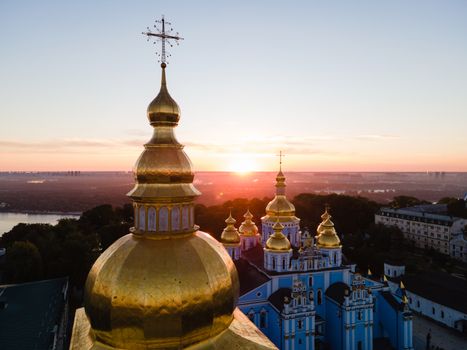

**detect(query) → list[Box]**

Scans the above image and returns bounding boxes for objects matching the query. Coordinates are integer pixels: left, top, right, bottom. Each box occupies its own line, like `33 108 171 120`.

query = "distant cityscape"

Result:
1 171 466 213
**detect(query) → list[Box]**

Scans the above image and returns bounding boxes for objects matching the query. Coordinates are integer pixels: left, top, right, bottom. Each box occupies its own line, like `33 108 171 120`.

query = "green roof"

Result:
0 278 68 350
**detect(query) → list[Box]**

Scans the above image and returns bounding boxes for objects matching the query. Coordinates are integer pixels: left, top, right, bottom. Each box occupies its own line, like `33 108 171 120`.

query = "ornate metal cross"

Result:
142 15 183 64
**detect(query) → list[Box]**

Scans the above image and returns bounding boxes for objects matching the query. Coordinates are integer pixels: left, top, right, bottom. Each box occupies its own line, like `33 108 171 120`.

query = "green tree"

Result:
389 196 429 209
4 241 43 283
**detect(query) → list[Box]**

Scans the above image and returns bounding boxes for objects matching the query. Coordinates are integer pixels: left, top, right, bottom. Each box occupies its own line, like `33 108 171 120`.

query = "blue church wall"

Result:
267 308 281 347
377 293 398 348
238 282 270 303
330 270 344 285
325 298 344 350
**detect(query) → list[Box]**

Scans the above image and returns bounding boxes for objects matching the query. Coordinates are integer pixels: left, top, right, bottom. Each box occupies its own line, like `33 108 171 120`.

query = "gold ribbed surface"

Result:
316 208 341 248
84 231 238 349
221 213 241 244
265 221 291 251
238 210 259 236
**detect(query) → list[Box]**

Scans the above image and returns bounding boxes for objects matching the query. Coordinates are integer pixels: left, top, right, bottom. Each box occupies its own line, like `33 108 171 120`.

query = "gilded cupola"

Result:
239 209 259 236
127 63 201 228
316 206 341 249
265 169 296 218
265 220 292 251
221 212 241 244
147 62 181 126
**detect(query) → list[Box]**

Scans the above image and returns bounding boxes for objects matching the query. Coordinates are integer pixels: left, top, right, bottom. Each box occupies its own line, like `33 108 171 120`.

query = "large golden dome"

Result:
84 231 237 349
316 207 341 249
220 212 241 244
265 221 291 251
239 210 259 236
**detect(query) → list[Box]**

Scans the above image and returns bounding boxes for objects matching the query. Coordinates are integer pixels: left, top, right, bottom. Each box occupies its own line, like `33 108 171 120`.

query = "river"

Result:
0 212 81 236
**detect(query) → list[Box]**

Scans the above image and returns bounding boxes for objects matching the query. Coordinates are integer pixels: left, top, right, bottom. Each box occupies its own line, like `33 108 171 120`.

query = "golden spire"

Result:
239 209 259 236
127 62 201 236
221 211 241 244
265 152 296 218
383 275 388 283
400 281 405 289
368 268 372 276
316 206 341 249
265 220 292 251
316 204 331 235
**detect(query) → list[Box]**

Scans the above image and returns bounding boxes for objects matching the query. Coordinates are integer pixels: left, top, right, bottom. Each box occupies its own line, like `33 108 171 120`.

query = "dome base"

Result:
70 308 277 350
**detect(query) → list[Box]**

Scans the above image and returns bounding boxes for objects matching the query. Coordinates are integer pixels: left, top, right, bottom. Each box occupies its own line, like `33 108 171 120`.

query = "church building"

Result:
221 168 414 350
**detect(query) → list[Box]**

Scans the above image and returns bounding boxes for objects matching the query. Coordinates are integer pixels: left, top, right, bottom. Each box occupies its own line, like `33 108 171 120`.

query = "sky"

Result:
1 0 467 172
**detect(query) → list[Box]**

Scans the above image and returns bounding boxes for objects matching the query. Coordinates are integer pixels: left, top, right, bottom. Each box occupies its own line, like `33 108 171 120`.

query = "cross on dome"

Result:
142 15 184 65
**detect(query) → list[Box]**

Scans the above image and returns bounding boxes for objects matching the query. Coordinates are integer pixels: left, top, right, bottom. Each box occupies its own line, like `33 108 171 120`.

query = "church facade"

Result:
221 170 414 350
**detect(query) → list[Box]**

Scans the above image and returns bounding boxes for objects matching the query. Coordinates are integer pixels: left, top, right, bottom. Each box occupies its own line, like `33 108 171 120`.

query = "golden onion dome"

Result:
316 207 331 235
84 231 238 349
239 209 259 236
265 170 296 217
265 220 291 251
316 207 341 249
147 63 180 126
221 212 241 244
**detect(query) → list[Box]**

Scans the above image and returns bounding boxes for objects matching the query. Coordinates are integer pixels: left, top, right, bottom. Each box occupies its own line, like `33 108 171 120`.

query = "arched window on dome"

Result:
282 259 286 270
159 207 169 232
272 258 276 270
171 207 180 231
139 207 145 230
148 207 156 231
317 289 322 305
190 206 194 227
182 206 189 229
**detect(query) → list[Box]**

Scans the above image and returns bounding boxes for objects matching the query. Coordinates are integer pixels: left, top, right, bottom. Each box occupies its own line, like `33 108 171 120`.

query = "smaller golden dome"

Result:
265 170 295 217
316 207 331 235
147 63 181 126
239 210 259 236
221 212 241 244
316 207 341 249
265 220 291 251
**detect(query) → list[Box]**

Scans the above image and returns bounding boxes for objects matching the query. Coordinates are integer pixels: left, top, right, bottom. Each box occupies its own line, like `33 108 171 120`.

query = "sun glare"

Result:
228 158 257 174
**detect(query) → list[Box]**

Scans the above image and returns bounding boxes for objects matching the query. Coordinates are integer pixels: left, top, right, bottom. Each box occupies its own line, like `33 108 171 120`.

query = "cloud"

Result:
0 132 398 156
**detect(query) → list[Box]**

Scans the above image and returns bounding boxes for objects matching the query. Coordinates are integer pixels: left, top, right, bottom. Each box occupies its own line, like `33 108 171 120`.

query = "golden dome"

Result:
265 220 291 251
316 207 331 235
221 212 241 244
147 63 180 126
239 210 259 236
265 170 296 217
84 231 238 349
316 207 341 249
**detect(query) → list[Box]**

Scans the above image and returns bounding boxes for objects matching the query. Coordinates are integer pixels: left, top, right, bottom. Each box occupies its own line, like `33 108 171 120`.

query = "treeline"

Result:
1 194 465 290
0 204 132 287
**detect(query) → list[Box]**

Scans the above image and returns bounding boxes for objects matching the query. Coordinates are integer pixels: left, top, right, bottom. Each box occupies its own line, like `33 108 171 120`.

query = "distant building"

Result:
386 269 467 333
375 207 467 255
450 234 467 263
221 170 414 350
0 278 69 350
